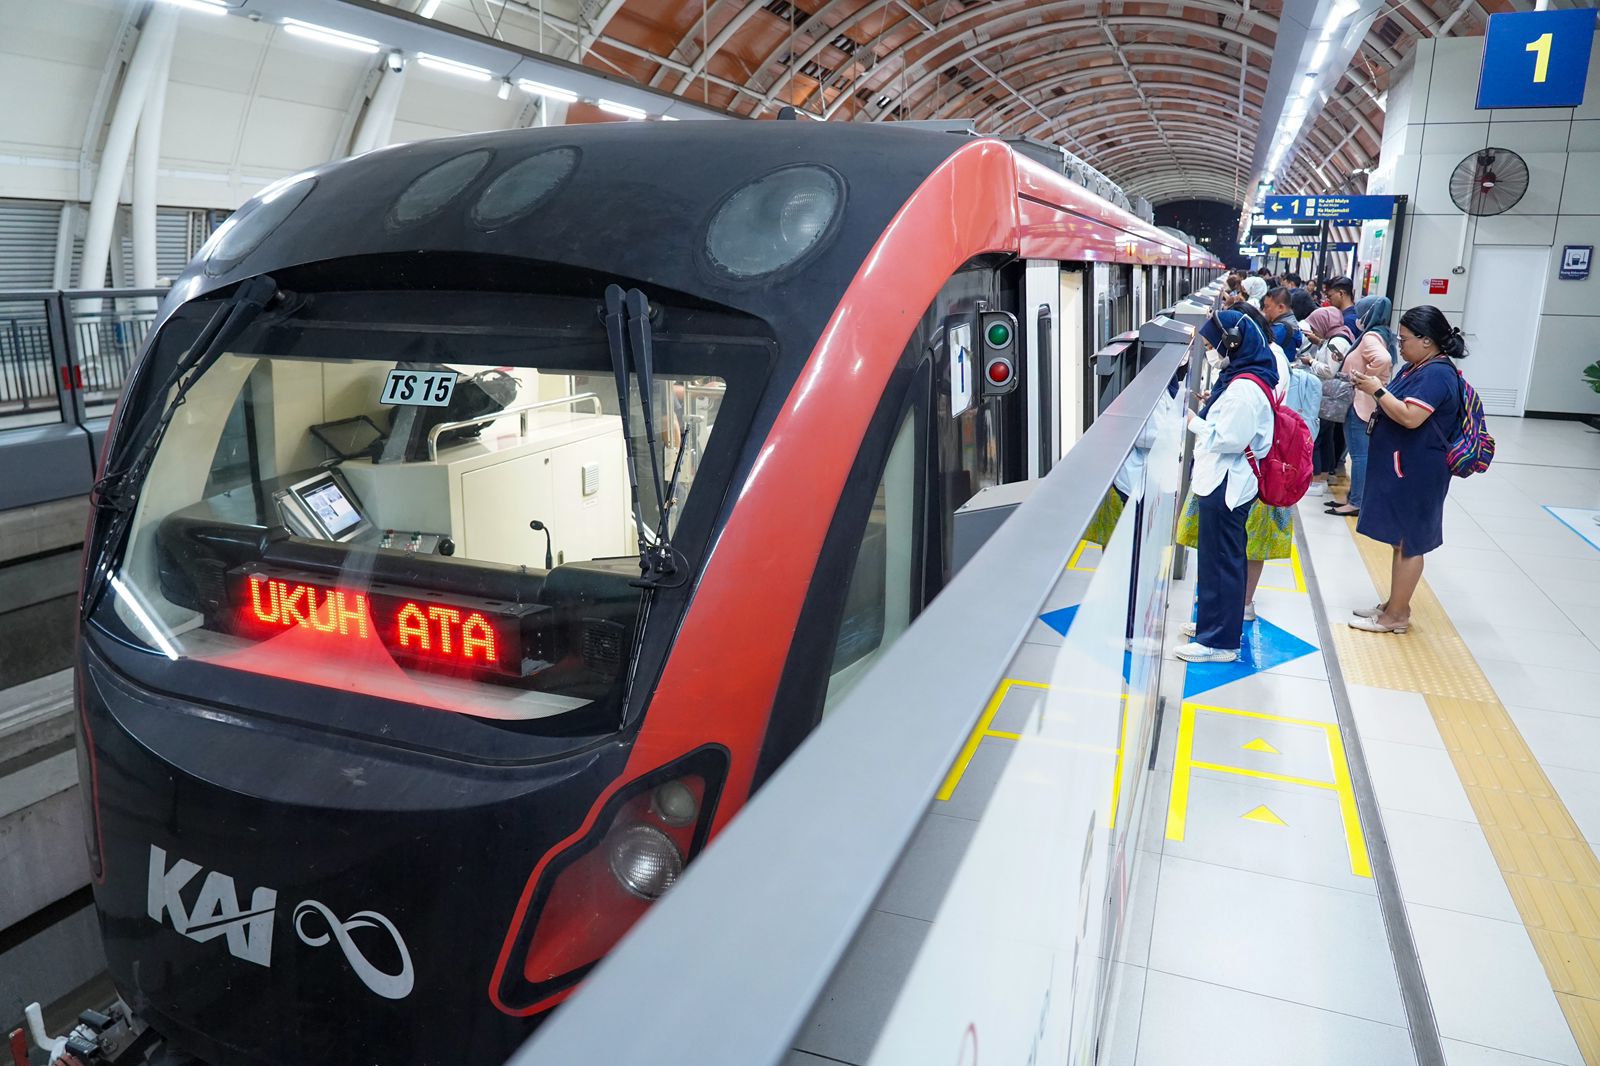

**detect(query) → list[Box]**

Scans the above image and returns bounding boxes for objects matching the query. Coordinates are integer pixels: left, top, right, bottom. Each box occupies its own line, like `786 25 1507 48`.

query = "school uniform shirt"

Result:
1187 374 1274 510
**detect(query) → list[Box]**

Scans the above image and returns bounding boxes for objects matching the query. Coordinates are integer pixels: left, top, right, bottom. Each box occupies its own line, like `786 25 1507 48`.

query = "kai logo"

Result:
147 845 277 966
146 846 415 999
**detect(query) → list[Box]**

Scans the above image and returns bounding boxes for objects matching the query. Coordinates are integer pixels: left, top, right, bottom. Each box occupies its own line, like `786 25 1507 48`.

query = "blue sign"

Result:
1263 194 1396 221
1560 245 1593 281
1477 10 1596 109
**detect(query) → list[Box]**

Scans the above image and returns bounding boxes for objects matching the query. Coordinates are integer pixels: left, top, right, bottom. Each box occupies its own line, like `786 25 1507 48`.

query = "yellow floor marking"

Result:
1168 701 1372 878
1243 805 1288 826
935 678 1048 801
1243 738 1280 754
1258 540 1309 593
1066 540 1098 572
1344 526 1600 1064
938 679 1133 830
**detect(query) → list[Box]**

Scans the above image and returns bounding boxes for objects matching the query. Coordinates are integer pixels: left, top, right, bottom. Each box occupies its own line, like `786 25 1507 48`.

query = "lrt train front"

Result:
72 122 981 1065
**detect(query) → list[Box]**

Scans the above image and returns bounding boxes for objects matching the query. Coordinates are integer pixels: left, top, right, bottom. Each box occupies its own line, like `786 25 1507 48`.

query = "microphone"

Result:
528 520 554 570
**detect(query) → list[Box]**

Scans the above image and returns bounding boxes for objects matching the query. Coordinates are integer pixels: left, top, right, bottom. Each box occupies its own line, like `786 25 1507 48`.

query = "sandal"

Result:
1352 603 1386 619
1328 507 1359 517
1348 616 1409 634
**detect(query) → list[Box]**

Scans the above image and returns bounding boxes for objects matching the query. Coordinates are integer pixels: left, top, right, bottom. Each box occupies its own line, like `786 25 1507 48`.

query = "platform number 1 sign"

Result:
1476 9 1596 110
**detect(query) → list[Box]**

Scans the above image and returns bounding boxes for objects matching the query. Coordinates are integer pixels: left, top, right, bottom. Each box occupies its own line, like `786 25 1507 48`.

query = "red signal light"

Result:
987 359 1012 385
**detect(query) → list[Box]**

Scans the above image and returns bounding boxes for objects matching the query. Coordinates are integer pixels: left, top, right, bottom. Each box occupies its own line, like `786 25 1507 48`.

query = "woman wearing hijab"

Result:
1241 276 1268 309
1348 306 1468 633
1175 309 1278 664
1327 295 1394 517
1301 306 1355 497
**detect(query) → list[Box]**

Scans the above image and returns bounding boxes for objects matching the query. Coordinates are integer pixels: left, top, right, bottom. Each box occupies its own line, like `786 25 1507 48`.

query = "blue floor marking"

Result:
1544 505 1600 553
1040 605 1078 636
1183 616 1318 697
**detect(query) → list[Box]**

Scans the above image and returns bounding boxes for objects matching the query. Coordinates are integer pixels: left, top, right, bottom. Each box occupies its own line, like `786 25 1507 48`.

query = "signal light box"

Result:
1476 9 1595 110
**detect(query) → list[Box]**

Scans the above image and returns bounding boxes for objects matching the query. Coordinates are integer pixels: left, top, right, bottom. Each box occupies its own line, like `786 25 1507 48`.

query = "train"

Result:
61 119 1220 1066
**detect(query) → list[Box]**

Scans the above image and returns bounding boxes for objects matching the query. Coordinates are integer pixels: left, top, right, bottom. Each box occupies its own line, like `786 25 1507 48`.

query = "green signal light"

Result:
985 321 1012 347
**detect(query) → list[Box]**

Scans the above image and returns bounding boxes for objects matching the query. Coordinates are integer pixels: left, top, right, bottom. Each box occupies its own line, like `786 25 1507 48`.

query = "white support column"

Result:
350 64 408 157
80 4 178 290
133 18 177 302
52 205 78 291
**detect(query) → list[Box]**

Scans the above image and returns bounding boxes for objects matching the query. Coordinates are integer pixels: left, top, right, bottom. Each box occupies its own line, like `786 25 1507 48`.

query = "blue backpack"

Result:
1286 365 1323 440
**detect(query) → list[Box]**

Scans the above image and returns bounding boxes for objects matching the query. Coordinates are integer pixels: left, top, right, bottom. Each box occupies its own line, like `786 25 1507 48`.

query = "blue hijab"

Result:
1198 309 1278 417
1354 295 1396 358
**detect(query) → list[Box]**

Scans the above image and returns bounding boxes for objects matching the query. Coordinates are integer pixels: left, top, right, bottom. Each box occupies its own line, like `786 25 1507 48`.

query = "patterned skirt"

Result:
1176 492 1294 561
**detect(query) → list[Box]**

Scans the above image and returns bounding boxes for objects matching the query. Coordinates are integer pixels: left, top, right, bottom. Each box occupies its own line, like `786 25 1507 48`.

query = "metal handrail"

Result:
512 341 1191 1066
424 392 602 461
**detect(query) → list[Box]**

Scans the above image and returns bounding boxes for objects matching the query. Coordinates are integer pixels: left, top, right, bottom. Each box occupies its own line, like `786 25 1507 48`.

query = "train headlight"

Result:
472 146 580 229
652 779 698 827
388 149 493 229
704 164 844 279
204 173 315 276
607 824 684 900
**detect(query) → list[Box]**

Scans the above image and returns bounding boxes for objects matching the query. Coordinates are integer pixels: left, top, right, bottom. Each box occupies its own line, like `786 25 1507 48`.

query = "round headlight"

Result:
607 824 684 901
472 146 579 229
704 164 844 280
651 779 698 828
203 174 315 276
388 149 493 229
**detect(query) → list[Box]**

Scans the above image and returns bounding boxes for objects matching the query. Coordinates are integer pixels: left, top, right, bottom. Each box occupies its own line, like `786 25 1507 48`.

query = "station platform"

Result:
771 417 1600 1066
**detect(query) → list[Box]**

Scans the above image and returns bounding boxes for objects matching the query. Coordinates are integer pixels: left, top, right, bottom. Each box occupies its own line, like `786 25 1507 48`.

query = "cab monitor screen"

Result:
292 474 366 540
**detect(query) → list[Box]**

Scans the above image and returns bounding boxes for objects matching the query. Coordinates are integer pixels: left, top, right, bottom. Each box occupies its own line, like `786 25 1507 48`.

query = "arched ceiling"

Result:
412 0 1538 208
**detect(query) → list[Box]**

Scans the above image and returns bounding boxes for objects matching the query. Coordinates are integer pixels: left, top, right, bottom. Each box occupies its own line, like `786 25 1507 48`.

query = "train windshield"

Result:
88 286 767 726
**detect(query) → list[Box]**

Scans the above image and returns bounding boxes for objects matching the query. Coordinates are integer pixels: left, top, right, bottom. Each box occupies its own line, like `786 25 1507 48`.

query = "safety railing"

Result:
510 331 1199 1066
0 289 164 435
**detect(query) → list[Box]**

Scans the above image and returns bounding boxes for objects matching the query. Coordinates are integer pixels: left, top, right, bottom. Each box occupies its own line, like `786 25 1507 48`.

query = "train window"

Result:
822 412 920 713
88 290 759 726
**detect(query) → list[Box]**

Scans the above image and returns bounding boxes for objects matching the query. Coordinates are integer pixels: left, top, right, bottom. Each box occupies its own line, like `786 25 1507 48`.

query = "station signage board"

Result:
1477 9 1595 110
1263 195 1396 222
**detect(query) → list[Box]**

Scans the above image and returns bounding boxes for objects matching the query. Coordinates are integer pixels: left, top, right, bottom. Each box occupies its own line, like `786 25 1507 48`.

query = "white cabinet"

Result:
339 411 628 568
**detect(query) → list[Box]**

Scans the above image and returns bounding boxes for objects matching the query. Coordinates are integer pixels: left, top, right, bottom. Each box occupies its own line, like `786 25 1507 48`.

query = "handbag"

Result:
1320 375 1353 423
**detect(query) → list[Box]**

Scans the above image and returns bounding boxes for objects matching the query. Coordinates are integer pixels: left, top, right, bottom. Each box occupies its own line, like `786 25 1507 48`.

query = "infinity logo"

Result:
293 900 415 1000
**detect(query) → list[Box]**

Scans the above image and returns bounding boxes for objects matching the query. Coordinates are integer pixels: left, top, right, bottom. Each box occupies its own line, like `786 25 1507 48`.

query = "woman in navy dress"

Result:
1347 306 1467 634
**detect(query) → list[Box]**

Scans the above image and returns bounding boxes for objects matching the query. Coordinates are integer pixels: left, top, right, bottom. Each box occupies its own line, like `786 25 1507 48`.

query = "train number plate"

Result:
380 369 458 407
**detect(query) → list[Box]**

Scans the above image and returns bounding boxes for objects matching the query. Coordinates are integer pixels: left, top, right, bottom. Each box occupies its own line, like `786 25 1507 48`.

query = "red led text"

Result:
244 575 498 665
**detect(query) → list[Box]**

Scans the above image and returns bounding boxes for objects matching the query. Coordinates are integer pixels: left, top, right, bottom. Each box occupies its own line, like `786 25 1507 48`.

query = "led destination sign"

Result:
230 566 545 678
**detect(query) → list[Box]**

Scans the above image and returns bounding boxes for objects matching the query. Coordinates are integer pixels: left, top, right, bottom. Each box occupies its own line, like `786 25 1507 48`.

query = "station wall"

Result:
1370 32 1600 417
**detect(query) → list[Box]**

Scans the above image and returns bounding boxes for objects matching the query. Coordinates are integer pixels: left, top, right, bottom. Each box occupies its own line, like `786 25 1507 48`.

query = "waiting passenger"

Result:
1242 275 1268 309
1301 306 1355 498
1325 275 1358 336
1262 286 1302 361
1175 310 1277 664
1327 295 1394 517
1348 306 1469 633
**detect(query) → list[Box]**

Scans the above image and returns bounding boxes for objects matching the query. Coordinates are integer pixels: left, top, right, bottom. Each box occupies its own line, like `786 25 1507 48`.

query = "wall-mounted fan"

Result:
1448 147 1530 273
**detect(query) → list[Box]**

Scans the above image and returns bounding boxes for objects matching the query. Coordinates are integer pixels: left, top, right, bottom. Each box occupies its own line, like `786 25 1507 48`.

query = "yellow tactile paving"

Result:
1343 524 1600 1064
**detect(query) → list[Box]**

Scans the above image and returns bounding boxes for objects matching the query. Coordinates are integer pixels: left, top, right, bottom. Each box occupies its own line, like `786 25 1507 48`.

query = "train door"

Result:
1023 260 1061 478
1058 267 1088 452
1132 265 1147 325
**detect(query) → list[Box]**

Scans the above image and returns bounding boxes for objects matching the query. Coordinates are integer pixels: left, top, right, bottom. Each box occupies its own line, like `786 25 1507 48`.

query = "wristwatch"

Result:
1374 386 1388 399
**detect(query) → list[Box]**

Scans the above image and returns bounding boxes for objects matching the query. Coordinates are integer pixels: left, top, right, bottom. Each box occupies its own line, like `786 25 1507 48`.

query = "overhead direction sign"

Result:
1264 195 1396 221
1477 9 1596 110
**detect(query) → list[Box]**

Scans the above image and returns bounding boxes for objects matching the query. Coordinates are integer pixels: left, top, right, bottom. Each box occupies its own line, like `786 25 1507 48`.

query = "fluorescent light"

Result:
517 79 578 103
417 52 491 80
282 18 380 53
419 0 442 15
162 0 228 14
598 99 646 120
497 79 511 100
1308 41 1331 70
661 115 680 121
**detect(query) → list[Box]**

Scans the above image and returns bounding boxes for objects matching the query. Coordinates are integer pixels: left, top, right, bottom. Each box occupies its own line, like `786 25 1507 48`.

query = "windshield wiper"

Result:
603 283 680 589
82 275 279 620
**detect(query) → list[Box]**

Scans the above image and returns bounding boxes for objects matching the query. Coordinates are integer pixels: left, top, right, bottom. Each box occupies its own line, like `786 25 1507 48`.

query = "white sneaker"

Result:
1306 482 1327 497
1244 602 1257 622
1175 641 1239 663
1180 621 1197 637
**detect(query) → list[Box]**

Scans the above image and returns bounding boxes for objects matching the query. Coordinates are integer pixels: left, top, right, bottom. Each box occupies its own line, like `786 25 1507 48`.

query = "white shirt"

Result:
1187 371 1275 509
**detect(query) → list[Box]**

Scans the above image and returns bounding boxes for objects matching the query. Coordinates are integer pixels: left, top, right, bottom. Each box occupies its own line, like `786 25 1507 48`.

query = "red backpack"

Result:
1236 373 1314 507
